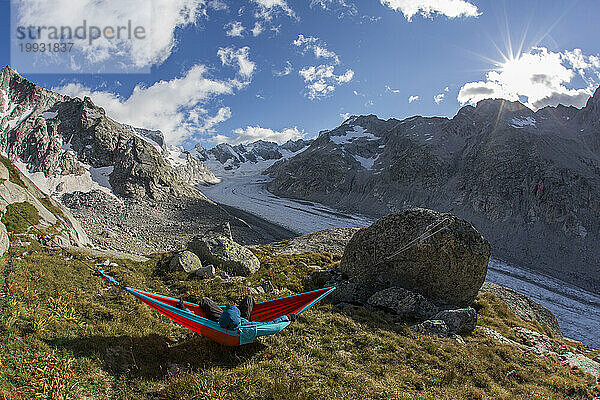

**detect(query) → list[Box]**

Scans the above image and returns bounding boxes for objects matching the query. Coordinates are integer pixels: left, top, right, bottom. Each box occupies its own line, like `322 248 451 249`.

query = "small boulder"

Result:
170 251 203 273
432 308 477 335
195 264 216 279
340 208 490 308
188 232 260 277
261 280 275 293
410 320 449 336
367 286 438 319
211 222 233 241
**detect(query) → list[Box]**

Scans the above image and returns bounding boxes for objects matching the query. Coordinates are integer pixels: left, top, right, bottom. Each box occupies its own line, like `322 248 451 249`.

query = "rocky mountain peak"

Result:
473 98 531 116
583 85 600 118
0 66 212 200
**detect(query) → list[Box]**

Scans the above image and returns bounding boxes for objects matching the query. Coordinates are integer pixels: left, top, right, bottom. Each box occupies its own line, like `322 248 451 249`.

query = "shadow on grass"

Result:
49 333 266 379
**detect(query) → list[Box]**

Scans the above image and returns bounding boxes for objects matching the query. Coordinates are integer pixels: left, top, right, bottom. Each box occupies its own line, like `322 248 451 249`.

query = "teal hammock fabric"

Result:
95 270 335 346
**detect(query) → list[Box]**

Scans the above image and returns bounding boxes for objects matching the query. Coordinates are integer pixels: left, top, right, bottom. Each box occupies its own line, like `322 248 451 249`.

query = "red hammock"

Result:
95 270 335 346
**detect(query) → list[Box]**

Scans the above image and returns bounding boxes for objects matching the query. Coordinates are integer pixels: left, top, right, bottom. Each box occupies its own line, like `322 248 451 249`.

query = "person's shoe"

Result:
287 313 298 322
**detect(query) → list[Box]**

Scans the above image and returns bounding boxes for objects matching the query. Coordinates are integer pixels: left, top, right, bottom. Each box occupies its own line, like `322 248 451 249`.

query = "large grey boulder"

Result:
431 308 477 335
367 286 438 320
479 282 562 337
170 250 203 273
188 226 260 277
276 228 359 255
340 208 491 308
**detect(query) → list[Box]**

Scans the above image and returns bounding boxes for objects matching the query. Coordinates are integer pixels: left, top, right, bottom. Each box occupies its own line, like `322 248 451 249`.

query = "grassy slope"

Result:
0 241 598 400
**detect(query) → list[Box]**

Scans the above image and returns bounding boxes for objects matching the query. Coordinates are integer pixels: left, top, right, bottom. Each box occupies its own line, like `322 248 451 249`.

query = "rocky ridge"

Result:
265 93 600 294
192 138 312 174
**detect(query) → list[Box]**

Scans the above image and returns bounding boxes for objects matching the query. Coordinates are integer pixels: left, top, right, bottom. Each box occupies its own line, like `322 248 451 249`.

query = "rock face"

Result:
170 251 203 273
188 226 260 277
265 95 600 294
340 209 490 308
0 157 90 247
275 228 359 255
0 221 8 257
366 286 439 320
479 282 562 337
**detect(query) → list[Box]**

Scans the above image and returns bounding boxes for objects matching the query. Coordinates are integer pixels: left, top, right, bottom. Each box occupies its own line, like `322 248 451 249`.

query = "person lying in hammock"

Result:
177 295 297 330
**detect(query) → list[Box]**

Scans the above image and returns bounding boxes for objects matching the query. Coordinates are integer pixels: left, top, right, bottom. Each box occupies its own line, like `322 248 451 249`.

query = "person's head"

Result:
219 305 241 330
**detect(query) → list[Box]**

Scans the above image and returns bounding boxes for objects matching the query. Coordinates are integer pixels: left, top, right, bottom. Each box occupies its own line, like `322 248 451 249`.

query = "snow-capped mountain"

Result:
191 138 313 177
265 94 600 294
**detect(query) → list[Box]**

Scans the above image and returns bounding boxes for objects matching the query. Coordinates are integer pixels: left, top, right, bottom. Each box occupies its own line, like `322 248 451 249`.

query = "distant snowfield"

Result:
202 172 600 349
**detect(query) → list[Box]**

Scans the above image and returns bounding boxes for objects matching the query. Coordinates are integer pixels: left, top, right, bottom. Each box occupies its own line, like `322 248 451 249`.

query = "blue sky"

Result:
1 0 599 148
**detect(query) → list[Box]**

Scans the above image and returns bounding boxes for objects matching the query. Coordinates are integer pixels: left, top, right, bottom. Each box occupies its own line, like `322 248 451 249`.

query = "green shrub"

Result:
2 201 41 233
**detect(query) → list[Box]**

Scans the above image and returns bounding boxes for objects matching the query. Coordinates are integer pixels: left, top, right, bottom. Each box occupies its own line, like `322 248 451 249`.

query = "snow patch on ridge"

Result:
164 146 188 167
511 117 537 129
353 154 379 170
7 107 33 130
330 125 379 145
13 159 116 198
41 111 58 119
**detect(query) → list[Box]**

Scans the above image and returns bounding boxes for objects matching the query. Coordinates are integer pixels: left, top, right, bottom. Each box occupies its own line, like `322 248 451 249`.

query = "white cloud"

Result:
444 86 449 92
251 21 264 36
310 0 358 18
14 0 206 70
340 112 351 120
274 60 293 77
434 93 445 104
208 0 228 10
228 126 305 144
408 95 419 103
54 50 255 145
380 0 480 21
294 34 353 99
457 47 600 110
294 35 340 64
217 46 256 79
225 21 245 37
251 0 296 20
386 85 401 93
299 65 354 99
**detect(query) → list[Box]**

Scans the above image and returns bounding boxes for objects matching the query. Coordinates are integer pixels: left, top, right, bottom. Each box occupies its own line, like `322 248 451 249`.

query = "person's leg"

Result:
199 297 223 321
238 295 255 320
